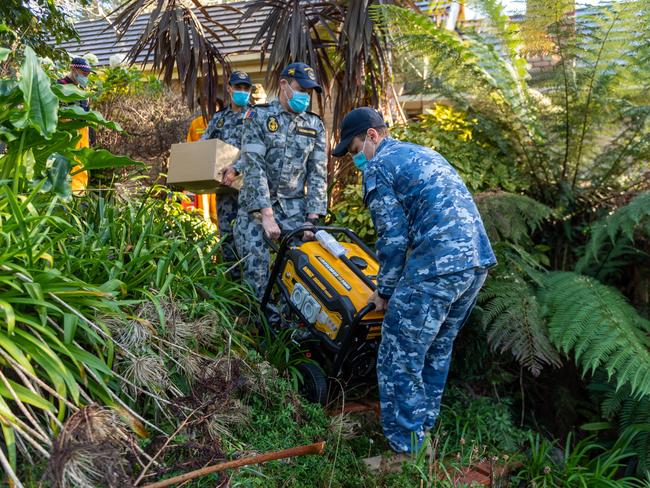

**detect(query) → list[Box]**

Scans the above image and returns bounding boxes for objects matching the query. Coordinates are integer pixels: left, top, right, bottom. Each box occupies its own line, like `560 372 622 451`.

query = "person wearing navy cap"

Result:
199 70 255 270
57 57 95 110
333 107 497 459
233 62 327 299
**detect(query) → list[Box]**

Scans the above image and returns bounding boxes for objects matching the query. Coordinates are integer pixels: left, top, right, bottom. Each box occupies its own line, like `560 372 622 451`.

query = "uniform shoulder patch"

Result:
216 117 225 128
266 115 279 132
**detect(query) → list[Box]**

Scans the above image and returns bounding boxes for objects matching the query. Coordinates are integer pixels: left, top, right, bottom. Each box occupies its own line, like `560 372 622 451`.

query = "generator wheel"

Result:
297 363 328 405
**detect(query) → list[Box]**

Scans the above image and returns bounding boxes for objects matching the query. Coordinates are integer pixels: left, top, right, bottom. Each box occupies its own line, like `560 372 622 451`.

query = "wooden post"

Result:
141 441 326 488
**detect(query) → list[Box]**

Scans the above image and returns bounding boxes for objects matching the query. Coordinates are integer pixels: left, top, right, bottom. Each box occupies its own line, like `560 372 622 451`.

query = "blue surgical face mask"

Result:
285 84 310 113
352 136 370 171
77 75 88 87
232 90 250 107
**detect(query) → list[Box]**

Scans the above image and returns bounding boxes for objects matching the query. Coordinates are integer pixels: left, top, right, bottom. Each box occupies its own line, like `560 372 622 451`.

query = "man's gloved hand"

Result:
221 165 239 186
368 290 387 312
261 211 281 240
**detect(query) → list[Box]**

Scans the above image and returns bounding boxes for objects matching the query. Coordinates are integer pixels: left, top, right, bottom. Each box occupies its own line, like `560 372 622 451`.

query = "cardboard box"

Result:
167 139 242 192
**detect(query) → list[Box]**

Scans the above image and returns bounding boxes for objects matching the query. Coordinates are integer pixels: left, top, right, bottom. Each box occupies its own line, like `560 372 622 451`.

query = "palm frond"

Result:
111 0 238 116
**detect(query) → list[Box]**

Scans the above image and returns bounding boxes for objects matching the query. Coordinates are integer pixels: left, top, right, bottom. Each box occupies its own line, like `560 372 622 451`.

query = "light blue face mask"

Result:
352 136 370 171
76 75 88 87
285 84 310 113
232 90 250 107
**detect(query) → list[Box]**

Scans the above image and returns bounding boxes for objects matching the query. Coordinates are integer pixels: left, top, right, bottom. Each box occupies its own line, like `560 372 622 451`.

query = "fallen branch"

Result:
140 441 326 488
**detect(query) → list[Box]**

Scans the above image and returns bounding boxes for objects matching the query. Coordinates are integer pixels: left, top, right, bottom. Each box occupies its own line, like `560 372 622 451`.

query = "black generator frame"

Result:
261 225 380 379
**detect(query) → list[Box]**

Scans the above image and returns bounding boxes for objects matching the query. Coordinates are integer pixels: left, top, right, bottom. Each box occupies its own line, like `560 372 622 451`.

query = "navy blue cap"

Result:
281 62 322 93
332 107 386 157
70 57 94 74
229 70 252 86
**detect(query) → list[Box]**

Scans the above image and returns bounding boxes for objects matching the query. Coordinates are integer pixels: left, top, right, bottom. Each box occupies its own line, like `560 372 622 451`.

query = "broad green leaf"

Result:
0 125 17 142
70 147 143 171
41 153 71 199
0 378 54 411
19 46 58 138
0 300 15 335
51 83 90 103
0 47 9 62
59 105 122 131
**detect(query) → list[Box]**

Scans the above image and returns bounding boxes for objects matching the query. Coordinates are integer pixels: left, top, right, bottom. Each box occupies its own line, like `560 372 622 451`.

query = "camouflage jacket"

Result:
201 105 249 172
363 138 496 298
237 100 328 217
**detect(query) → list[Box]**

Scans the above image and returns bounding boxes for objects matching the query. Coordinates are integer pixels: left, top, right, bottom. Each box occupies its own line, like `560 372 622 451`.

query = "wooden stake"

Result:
140 441 326 488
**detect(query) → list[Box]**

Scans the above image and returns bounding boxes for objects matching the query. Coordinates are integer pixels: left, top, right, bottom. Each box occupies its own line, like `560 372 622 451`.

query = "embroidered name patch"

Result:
296 127 317 138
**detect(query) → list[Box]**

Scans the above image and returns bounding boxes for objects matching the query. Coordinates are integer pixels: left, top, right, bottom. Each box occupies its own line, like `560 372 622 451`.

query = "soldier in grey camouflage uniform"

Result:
234 63 327 299
201 71 254 268
333 108 497 454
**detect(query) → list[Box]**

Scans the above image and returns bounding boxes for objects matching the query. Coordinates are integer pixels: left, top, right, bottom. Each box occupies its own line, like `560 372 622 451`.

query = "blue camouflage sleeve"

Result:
239 110 271 212
364 166 408 298
305 118 328 216
201 113 218 140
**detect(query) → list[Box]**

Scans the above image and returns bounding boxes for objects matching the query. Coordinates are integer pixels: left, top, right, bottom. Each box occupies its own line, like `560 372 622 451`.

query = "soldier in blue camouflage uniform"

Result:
201 71 254 267
332 108 497 454
235 63 327 299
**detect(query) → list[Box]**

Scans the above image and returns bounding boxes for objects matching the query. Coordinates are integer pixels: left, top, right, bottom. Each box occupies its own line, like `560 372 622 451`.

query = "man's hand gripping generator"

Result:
261 226 384 404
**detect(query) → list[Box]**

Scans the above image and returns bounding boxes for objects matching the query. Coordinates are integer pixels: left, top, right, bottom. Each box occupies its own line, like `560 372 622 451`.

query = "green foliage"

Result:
328 184 376 243
392 104 526 192
436 386 530 454
539 272 650 398
92 65 164 103
376 2 650 206
0 4 84 61
480 275 561 376
0 46 141 197
590 378 650 477
512 431 646 487
578 191 650 281
475 192 554 247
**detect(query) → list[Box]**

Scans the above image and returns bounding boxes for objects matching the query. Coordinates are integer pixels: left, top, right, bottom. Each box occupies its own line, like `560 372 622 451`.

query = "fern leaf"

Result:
590 376 650 477
475 192 553 245
480 275 561 376
540 272 650 398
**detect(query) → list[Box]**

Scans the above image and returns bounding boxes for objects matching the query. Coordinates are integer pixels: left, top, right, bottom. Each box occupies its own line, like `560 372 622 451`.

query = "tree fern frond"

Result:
475 191 553 244
540 271 650 397
577 191 650 277
479 275 561 376
590 376 650 477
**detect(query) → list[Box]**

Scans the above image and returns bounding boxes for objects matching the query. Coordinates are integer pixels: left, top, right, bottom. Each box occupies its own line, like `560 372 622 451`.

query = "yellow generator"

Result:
261 226 384 404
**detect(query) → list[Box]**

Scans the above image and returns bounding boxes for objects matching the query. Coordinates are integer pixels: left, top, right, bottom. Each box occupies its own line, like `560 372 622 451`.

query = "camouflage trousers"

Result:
216 191 239 267
377 268 488 453
234 200 305 300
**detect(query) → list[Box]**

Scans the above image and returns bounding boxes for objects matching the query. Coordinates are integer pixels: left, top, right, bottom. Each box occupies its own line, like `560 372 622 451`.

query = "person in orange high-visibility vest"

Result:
57 57 94 193
185 109 219 223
